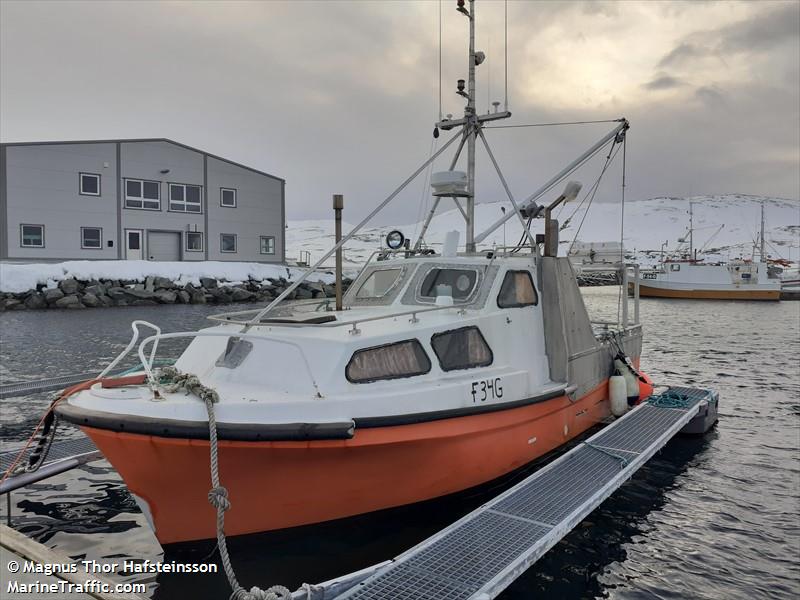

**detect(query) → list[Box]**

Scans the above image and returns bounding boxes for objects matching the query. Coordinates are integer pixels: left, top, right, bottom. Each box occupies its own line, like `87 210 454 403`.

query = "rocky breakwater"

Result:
0 276 352 311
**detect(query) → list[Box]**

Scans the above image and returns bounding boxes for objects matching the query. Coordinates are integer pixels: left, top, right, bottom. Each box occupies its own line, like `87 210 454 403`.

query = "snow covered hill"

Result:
286 194 800 270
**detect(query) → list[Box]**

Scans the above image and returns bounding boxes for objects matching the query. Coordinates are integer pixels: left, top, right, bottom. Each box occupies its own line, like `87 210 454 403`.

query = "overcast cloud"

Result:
1 0 798 223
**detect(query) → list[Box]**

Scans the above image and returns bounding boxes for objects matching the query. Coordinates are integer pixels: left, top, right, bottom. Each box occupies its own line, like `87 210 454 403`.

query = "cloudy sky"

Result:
2 0 798 224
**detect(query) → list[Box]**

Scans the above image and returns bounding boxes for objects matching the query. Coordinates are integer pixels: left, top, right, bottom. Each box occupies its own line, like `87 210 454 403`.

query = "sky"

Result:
1 0 798 225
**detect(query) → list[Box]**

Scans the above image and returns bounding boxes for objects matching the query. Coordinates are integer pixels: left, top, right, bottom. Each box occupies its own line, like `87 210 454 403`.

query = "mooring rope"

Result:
157 366 291 600
647 390 693 409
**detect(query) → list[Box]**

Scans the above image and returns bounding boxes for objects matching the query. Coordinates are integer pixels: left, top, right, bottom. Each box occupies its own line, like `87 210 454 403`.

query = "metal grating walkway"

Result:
333 387 714 600
0 436 98 475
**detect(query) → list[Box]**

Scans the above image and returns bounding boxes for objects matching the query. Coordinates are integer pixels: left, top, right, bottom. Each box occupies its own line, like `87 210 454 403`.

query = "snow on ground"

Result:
285 194 800 270
0 260 334 294
2 194 796 294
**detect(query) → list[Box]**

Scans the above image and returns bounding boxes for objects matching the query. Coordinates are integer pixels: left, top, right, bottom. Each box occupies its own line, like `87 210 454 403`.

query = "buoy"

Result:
609 374 628 417
614 358 640 406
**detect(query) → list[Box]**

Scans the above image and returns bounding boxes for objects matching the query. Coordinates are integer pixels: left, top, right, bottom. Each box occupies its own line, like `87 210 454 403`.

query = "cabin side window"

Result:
431 326 493 372
419 268 478 301
497 270 538 308
346 339 431 383
670 264 681 272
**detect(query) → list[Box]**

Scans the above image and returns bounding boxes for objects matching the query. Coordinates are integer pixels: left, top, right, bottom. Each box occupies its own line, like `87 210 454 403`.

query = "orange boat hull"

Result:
635 283 780 300
83 381 612 545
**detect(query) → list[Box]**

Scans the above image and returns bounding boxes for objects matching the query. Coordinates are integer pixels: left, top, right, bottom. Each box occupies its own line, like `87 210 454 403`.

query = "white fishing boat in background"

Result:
634 201 782 300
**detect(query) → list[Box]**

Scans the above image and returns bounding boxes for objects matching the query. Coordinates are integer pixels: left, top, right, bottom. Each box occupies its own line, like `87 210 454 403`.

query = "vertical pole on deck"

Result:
621 265 629 326
633 264 640 324
333 194 344 311
6 492 11 526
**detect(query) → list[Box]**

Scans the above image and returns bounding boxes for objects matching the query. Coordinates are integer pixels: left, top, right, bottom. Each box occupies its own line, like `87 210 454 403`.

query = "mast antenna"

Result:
504 0 508 111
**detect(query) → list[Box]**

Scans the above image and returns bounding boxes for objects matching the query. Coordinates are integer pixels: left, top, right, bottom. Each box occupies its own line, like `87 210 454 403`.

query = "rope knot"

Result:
231 585 292 600
208 486 231 511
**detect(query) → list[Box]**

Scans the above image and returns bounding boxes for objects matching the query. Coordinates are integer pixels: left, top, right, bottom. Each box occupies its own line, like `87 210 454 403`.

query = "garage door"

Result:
147 231 181 261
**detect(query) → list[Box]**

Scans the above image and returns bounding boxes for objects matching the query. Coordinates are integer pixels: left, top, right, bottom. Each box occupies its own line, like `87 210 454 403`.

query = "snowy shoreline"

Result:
0 260 343 311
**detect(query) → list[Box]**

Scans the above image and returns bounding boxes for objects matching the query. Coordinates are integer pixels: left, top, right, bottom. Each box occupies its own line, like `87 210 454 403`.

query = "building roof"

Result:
0 138 284 182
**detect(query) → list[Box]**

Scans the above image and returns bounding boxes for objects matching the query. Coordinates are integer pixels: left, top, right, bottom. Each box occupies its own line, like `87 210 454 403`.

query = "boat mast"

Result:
760 200 766 262
466 0 477 253
689 201 694 260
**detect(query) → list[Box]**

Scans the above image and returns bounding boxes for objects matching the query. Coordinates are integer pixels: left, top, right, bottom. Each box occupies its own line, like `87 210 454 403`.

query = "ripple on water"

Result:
1 292 798 599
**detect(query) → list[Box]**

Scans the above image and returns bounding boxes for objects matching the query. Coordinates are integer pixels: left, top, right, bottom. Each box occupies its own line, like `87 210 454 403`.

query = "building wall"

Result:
1 140 285 263
119 141 205 262
4 143 119 260
206 156 284 263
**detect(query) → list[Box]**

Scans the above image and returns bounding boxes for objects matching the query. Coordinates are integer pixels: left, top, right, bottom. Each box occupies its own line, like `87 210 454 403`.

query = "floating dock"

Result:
322 386 717 600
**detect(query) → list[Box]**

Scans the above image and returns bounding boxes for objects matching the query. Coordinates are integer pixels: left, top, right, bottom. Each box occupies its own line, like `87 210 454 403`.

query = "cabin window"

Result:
356 268 403 299
420 268 478 300
346 339 431 383
431 326 493 372
79 173 100 196
670 264 681 272
497 270 538 308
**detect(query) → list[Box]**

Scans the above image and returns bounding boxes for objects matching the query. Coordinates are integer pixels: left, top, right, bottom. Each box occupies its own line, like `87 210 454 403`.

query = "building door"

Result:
125 229 143 260
147 231 181 261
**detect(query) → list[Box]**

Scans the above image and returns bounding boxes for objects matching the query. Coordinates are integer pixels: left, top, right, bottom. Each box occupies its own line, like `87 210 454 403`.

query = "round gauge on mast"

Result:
385 230 405 250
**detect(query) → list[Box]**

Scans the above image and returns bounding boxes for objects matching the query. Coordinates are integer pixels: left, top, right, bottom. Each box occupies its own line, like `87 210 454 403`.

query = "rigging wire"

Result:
412 136 439 244
485 119 624 129
616 134 627 326
565 141 623 255
504 0 508 111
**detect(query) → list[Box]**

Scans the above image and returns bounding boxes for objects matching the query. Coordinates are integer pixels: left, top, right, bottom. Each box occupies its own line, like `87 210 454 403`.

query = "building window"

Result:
220 233 237 253
260 236 275 255
79 173 101 196
125 178 161 210
20 224 44 248
81 227 103 249
169 183 202 213
186 232 204 252
220 188 237 207
497 270 538 308
346 339 432 384
431 327 493 372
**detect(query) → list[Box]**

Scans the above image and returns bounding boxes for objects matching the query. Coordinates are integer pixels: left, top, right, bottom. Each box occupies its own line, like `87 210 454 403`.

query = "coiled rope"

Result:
157 366 291 600
647 390 693 409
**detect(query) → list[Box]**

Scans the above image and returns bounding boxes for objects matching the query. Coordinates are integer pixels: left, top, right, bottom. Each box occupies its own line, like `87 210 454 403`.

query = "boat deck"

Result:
329 386 715 600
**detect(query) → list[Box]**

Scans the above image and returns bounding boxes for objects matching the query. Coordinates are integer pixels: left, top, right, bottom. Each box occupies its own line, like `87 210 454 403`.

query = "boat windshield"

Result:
420 268 478 300
355 268 403 299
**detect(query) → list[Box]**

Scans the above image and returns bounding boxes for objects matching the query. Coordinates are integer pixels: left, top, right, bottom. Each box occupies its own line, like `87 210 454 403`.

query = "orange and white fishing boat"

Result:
56 0 652 545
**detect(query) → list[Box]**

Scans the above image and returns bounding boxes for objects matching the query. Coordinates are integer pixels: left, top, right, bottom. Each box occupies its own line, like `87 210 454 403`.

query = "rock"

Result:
131 299 158 306
177 290 191 304
295 287 313 300
231 288 255 302
59 278 80 295
124 288 156 299
55 295 82 308
154 290 177 304
153 276 173 289
3 299 25 310
84 284 106 296
44 288 65 303
24 293 47 309
190 292 206 304
145 276 155 292
98 295 114 307
200 277 218 289
81 293 100 307
106 287 127 302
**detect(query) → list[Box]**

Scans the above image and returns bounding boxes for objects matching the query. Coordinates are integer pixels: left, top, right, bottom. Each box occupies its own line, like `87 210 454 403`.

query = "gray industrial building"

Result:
0 139 285 263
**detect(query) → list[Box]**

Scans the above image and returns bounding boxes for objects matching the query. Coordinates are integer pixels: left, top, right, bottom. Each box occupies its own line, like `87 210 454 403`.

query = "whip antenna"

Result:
504 0 508 111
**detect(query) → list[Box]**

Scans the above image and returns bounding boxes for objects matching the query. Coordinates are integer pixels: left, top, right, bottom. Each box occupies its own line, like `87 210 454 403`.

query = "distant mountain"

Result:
286 194 800 270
